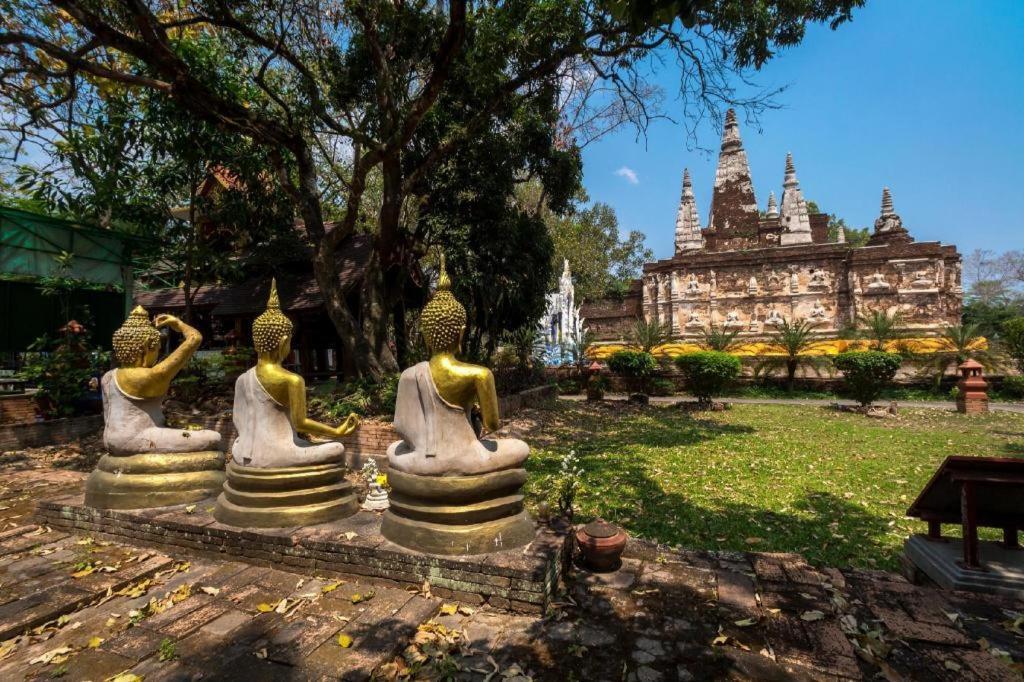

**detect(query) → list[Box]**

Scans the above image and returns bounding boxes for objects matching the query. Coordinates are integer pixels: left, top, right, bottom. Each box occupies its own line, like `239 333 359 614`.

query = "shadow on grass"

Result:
526 402 897 570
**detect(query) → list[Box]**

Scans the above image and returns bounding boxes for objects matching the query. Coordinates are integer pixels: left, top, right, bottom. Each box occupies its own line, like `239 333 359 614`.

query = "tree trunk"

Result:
786 359 797 391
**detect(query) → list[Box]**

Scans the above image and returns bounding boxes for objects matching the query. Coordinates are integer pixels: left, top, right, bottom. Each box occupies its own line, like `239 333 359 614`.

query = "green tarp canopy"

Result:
0 206 153 353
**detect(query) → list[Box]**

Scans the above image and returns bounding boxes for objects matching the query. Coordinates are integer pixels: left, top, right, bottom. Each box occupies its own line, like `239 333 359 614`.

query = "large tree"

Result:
0 0 864 378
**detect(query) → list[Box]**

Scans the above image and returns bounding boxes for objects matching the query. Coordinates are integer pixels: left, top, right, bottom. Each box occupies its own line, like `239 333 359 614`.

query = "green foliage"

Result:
699 325 741 352
158 638 177 662
1001 375 1024 399
833 351 902 406
501 326 545 369
19 334 109 418
545 198 652 302
168 349 254 406
607 350 657 378
629 317 671 353
607 349 657 395
855 309 905 351
1003 317 1024 372
308 375 400 420
557 378 583 395
965 300 1024 341
754 318 829 390
913 323 998 387
647 377 676 397
675 351 741 405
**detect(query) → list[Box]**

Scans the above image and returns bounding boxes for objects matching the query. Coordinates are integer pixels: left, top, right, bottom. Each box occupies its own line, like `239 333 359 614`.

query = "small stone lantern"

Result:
956 359 988 414
586 361 604 402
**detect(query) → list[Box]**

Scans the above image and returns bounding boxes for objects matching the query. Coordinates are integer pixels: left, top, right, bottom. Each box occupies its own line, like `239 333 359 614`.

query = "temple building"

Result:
537 259 585 364
584 109 962 342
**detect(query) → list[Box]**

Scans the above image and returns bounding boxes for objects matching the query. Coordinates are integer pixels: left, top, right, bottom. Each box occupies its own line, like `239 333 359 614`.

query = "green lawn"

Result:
523 401 1024 571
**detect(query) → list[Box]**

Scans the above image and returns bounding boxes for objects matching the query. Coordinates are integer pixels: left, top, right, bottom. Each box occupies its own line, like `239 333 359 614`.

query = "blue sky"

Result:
580 0 1024 262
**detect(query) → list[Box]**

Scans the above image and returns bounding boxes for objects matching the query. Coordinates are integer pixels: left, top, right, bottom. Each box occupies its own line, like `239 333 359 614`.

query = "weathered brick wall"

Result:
36 498 569 614
0 414 102 452
0 394 38 425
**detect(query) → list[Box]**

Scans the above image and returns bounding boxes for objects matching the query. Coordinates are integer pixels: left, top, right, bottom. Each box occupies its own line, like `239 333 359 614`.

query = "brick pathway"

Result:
0 468 1022 680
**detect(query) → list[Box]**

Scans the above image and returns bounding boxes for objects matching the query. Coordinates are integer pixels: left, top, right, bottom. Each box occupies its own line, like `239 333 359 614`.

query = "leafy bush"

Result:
648 377 676 397
19 333 109 418
607 350 657 394
1003 317 1024 372
557 378 583 395
168 347 256 407
308 374 399 419
833 351 902 406
1001 375 1024 399
674 351 740 406
492 363 548 396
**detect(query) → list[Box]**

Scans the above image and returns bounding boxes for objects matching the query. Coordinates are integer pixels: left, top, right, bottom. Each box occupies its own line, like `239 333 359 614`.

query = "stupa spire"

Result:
674 168 703 253
868 185 913 245
779 152 812 245
766 191 779 219
707 108 759 236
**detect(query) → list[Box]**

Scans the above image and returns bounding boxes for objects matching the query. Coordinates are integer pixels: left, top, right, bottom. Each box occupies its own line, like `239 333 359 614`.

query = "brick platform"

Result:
35 495 568 615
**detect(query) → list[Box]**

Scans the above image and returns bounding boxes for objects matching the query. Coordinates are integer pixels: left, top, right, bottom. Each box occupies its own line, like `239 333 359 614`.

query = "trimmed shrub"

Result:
1003 317 1024 372
648 377 676 397
833 351 902 406
1001 375 1024 399
674 351 741 406
607 350 657 395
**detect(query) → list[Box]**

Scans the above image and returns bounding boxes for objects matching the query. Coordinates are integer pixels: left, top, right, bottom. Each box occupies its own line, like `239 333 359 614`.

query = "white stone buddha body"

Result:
387 362 528 476
101 371 220 455
232 368 347 468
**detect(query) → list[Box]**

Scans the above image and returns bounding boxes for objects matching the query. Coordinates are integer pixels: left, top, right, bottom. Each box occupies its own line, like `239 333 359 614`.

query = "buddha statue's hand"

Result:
154 314 184 332
335 413 360 437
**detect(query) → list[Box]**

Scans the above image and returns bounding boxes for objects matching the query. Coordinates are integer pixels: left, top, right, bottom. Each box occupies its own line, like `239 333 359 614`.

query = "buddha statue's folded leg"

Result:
290 440 348 467
136 426 222 453
476 437 530 472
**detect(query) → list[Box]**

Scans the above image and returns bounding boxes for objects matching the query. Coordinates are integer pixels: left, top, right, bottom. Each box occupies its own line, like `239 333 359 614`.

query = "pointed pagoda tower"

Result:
674 168 703 253
705 109 760 248
779 153 813 245
766 191 779 219
868 187 913 245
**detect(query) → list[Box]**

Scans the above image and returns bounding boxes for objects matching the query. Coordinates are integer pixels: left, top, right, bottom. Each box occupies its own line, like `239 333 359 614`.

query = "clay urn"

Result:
576 518 628 572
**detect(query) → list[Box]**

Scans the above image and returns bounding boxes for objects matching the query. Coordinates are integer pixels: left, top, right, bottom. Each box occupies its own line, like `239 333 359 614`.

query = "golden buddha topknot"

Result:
420 255 467 353
112 305 161 365
252 279 294 353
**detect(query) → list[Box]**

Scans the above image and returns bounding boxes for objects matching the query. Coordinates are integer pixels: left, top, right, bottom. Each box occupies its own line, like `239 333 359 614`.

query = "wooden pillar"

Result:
960 482 981 569
300 322 313 378
1004 526 1020 550
927 520 942 540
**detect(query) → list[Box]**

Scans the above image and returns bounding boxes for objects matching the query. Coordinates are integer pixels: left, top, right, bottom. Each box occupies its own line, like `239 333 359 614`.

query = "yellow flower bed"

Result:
587 336 987 360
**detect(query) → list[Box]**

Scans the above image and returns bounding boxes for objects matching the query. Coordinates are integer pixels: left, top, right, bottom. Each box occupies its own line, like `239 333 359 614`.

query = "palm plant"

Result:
754 318 827 391
567 328 595 368
700 325 741 352
916 323 998 387
502 325 545 369
856 309 905 351
629 317 671 353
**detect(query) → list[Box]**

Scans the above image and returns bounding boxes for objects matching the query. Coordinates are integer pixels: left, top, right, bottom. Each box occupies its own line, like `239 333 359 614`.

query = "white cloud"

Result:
615 166 639 185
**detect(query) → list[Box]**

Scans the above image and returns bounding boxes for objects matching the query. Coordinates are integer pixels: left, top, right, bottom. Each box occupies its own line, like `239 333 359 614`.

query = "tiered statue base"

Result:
84 451 225 510
213 459 358 528
381 468 535 555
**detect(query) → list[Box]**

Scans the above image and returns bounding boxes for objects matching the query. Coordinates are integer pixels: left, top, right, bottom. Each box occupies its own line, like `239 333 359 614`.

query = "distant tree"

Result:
1003 318 1024 373
546 199 652 302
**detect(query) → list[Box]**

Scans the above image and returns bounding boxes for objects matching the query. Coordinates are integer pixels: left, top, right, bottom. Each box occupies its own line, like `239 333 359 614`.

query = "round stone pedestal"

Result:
213 459 358 528
381 468 535 555
85 451 225 510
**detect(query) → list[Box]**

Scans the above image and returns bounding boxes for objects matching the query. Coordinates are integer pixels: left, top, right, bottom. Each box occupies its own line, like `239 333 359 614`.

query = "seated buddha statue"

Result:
85 307 225 510
381 256 535 555
213 280 360 528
